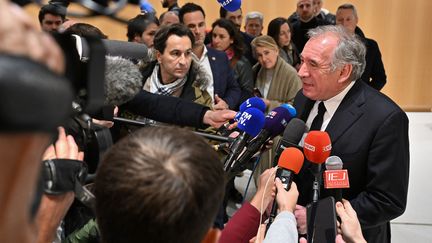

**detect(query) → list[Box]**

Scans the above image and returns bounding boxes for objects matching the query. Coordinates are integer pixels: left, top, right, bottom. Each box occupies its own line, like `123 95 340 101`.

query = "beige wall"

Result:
25 0 432 111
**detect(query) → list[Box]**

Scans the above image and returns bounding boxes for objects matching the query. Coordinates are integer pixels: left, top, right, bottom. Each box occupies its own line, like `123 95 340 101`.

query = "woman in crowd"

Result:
126 13 159 48
251 35 302 180
267 17 300 69
209 18 254 106
251 35 301 111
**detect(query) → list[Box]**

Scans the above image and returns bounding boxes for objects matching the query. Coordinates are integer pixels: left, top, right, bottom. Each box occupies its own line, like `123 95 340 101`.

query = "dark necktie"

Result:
310 102 326 131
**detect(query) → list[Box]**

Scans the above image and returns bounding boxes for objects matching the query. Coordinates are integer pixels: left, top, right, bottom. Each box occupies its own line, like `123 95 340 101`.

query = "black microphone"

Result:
324 156 350 202
228 106 293 178
272 118 307 167
266 147 304 232
223 107 265 171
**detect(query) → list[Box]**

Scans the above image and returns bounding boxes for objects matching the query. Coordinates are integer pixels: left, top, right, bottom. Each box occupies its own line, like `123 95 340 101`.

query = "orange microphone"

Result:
267 147 304 230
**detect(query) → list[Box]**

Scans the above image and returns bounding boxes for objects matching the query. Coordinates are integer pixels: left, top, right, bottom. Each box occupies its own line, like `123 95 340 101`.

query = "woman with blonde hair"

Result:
251 35 302 181
252 35 301 111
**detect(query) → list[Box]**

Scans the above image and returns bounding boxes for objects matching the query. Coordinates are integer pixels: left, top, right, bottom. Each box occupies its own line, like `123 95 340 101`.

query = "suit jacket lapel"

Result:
206 48 219 94
325 81 365 145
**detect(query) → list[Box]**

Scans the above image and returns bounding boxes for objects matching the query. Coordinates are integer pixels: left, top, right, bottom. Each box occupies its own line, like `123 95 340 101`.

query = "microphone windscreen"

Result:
140 0 155 13
237 107 265 137
278 147 304 174
239 97 266 113
263 106 292 137
281 103 297 118
282 118 306 144
218 0 241 12
303 131 332 164
104 56 143 106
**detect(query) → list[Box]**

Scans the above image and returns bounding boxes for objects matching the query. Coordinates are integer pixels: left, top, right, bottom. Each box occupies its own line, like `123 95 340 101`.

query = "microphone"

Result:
324 156 350 202
239 97 266 113
218 0 241 12
272 118 306 167
303 132 332 243
223 107 265 171
233 97 266 122
229 106 292 177
140 0 155 14
267 147 304 230
281 103 297 118
104 56 143 106
303 131 332 202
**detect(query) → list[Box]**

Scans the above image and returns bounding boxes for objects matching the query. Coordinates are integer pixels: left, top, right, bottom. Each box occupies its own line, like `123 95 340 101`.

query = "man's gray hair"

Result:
308 25 366 81
245 11 264 24
337 3 358 19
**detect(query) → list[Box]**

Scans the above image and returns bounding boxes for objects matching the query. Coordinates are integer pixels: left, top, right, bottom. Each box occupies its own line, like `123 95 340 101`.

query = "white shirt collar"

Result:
305 81 356 132
322 80 356 119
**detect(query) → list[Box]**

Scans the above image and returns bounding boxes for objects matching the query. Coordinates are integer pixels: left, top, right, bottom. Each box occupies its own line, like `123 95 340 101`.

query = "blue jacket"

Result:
207 47 241 110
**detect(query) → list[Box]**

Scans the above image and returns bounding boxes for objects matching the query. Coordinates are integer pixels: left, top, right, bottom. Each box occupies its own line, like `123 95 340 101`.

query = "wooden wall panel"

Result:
24 0 432 111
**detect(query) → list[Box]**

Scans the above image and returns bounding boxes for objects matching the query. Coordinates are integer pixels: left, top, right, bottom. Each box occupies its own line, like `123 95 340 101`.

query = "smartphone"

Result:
306 196 337 243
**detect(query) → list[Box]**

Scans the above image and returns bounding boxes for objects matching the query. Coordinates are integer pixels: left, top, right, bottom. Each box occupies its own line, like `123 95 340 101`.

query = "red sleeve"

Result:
219 202 261 243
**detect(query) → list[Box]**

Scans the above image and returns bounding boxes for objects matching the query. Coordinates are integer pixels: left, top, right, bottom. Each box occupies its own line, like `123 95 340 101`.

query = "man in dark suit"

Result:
336 3 387 91
293 25 409 243
179 3 241 110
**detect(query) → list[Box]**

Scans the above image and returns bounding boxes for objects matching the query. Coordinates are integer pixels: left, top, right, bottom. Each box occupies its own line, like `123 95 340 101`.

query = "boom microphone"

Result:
223 107 265 171
324 156 349 202
104 56 143 106
267 147 304 230
272 118 306 167
229 106 292 177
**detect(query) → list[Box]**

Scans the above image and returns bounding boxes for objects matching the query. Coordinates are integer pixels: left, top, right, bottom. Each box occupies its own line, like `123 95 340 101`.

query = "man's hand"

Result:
336 199 366 243
250 168 277 212
42 127 84 161
203 109 236 128
213 94 229 110
37 127 84 243
294 204 307 234
0 0 64 74
275 179 299 213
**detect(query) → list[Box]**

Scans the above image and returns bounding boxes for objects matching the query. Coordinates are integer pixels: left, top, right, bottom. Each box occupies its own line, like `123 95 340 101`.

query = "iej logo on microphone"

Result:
324 170 350 188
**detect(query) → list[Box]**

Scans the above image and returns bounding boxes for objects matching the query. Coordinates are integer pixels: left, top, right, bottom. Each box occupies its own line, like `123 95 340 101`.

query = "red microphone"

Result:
303 131 332 202
303 131 332 164
267 147 304 230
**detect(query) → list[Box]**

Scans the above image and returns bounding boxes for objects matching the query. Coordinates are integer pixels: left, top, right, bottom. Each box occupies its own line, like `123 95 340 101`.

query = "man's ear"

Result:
133 34 141 43
337 63 353 84
201 228 221 243
156 50 162 64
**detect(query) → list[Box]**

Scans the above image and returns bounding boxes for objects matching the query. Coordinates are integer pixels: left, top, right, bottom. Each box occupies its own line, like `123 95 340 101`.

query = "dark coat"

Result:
294 81 409 243
207 47 241 109
356 27 387 91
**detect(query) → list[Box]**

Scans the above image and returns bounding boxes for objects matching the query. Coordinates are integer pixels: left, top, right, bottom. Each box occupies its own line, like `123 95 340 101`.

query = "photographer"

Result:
36 127 85 243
